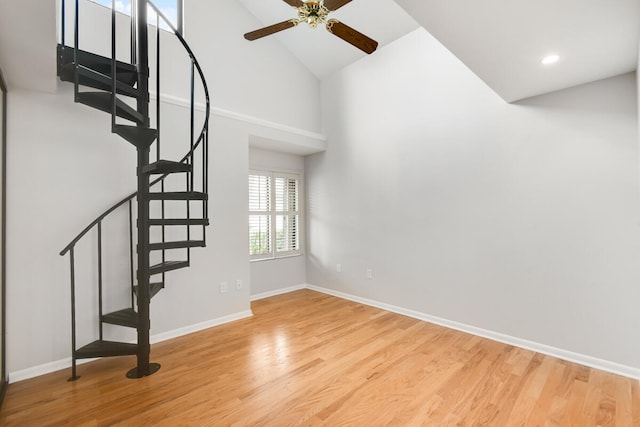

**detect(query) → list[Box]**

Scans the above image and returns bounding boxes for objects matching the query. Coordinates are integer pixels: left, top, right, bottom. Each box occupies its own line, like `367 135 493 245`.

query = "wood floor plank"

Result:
1 289 639 426
631 379 640 426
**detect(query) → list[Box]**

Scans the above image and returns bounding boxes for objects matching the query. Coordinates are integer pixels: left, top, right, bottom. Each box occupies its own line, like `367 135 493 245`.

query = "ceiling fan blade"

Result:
244 20 298 41
323 0 353 11
326 19 378 54
282 0 303 7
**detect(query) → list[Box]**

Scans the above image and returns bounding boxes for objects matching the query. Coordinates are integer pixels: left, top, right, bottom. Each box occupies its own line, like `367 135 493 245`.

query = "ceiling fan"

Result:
244 0 378 54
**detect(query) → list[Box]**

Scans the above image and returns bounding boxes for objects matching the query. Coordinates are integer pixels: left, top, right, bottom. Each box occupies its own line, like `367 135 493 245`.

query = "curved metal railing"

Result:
59 0 210 258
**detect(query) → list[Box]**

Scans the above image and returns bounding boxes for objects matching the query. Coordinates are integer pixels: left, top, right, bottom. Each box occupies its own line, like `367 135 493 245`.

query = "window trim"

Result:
249 169 303 262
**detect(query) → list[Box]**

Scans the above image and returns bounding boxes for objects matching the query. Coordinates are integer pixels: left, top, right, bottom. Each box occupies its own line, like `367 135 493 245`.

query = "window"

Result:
88 0 181 31
249 170 302 260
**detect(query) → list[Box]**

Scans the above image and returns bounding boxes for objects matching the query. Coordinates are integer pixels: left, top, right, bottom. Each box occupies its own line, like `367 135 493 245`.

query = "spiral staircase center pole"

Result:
128 0 157 379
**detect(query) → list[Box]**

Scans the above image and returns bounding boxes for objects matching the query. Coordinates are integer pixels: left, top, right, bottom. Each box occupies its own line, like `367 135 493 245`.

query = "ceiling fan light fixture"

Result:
298 1 329 28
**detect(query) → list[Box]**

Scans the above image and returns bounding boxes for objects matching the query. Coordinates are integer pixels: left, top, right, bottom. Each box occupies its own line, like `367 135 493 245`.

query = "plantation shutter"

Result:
274 174 300 255
249 170 301 260
249 172 272 259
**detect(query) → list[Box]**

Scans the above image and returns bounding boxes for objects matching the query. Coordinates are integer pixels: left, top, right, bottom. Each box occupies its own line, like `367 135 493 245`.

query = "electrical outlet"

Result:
336 263 342 273
236 279 243 290
366 269 373 280
220 281 228 293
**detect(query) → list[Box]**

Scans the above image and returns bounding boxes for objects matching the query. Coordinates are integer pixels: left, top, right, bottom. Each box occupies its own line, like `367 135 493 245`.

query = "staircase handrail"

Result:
59 0 210 257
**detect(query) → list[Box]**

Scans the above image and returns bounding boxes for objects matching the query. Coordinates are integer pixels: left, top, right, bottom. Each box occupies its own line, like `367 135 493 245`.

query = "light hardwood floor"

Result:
1 289 639 426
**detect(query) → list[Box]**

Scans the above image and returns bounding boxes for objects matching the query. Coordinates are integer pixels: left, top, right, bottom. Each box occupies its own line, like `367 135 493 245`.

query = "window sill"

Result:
250 253 304 263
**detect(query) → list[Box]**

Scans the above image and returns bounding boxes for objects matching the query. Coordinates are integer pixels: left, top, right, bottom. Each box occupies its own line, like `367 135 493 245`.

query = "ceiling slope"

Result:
379 0 640 102
241 0 639 102
2 0 638 101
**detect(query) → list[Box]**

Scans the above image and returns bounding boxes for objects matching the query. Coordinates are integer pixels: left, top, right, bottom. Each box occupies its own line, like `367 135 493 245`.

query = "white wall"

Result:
0 0 57 92
186 0 321 133
4 0 321 378
7 86 138 373
306 28 640 371
249 148 306 297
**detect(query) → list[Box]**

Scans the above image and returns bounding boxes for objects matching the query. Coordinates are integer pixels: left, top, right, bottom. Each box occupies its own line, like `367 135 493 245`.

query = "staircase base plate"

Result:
126 362 161 379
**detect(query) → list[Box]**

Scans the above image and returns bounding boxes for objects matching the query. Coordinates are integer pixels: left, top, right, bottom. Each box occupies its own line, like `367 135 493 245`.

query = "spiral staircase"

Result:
57 0 210 379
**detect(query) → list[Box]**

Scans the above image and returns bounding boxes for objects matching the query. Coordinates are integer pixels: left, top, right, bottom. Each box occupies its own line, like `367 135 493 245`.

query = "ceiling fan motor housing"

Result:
298 1 329 28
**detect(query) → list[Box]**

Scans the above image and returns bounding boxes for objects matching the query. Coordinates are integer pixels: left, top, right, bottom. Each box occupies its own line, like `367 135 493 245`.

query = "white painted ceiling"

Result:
237 0 420 80
240 0 640 102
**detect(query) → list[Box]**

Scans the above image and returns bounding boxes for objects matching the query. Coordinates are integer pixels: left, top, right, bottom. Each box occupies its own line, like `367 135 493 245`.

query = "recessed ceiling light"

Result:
541 54 560 65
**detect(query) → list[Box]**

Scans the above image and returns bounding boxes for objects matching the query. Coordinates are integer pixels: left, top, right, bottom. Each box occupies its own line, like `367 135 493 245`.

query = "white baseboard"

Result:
150 310 253 344
305 284 640 381
250 285 307 302
9 358 88 384
8 310 253 384
12 285 640 383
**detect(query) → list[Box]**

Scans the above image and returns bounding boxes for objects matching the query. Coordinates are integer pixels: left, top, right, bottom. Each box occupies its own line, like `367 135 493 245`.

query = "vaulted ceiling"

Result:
0 0 638 103
239 0 640 102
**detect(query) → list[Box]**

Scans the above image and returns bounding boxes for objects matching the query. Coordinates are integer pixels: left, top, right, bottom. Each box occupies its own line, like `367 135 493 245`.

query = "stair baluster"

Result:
98 222 103 342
